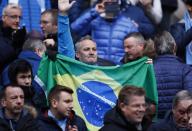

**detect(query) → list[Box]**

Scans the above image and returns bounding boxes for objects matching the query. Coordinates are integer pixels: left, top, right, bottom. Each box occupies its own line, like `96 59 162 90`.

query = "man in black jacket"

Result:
100 85 146 131
0 84 40 131
0 3 26 72
148 90 192 131
38 85 88 131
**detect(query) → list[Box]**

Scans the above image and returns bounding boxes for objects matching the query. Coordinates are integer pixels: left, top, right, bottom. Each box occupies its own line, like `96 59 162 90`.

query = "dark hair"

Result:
124 32 146 45
187 104 192 114
41 9 58 25
1 84 22 99
95 0 127 9
183 0 192 6
8 59 32 84
48 85 74 107
118 85 145 106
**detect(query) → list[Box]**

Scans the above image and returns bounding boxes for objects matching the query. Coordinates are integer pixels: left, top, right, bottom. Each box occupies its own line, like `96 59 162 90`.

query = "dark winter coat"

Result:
0 108 40 131
154 55 192 118
38 110 88 131
99 106 144 131
169 23 192 62
148 111 190 131
71 8 138 64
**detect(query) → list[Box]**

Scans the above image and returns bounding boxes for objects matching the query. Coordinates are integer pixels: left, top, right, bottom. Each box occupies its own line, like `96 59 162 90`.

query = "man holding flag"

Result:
36 0 158 130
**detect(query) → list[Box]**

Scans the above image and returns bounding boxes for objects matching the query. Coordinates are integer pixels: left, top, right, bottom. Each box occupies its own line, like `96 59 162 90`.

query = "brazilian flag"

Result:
36 54 158 131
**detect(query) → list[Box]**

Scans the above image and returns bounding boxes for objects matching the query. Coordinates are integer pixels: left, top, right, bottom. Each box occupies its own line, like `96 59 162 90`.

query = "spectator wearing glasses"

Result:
0 3 26 73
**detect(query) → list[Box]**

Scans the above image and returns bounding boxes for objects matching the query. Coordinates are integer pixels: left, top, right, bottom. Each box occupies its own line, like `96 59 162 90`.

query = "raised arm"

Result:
58 0 75 58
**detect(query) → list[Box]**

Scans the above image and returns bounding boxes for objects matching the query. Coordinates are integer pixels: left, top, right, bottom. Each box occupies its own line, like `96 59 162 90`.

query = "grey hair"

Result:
2 3 22 16
154 31 176 55
23 38 46 52
75 35 96 52
172 90 192 109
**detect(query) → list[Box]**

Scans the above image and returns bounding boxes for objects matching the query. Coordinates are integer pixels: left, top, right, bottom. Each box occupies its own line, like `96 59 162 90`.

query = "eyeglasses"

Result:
4 15 22 20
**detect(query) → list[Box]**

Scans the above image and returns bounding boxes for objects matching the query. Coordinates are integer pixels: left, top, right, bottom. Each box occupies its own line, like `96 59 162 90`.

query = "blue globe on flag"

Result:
77 81 117 126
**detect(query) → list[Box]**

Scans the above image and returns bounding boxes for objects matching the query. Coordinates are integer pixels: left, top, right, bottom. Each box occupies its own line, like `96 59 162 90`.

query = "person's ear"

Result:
172 108 176 115
119 102 127 112
76 51 80 59
140 44 145 50
2 15 6 22
51 99 58 108
1 98 6 107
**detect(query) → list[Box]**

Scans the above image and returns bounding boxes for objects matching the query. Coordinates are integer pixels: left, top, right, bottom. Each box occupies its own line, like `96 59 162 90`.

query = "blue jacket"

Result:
148 111 189 131
19 50 42 76
58 14 115 66
122 5 155 38
153 55 192 118
58 14 75 58
71 8 138 64
169 23 192 62
1 50 42 86
68 0 90 22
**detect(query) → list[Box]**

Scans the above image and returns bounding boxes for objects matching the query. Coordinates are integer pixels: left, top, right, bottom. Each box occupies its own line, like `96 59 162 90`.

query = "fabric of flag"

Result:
37 54 158 131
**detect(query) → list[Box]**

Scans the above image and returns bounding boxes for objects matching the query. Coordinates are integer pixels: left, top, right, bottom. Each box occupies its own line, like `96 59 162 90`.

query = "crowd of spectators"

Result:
0 0 192 131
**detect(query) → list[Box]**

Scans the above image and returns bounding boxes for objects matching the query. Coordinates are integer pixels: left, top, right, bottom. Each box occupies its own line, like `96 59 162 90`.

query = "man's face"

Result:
54 92 73 118
2 8 21 29
173 100 192 128
76 39 97 64
40 13 57 37
120 95 146 124
124 37 144 62
16 71 32 87
2 86 24 117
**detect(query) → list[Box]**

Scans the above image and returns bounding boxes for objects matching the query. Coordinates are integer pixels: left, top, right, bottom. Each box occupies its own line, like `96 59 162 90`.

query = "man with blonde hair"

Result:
0 3 26 73
2 3 22 29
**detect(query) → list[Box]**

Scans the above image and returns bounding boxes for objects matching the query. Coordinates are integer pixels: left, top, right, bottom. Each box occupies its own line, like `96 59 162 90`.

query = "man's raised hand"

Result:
58 0 76 15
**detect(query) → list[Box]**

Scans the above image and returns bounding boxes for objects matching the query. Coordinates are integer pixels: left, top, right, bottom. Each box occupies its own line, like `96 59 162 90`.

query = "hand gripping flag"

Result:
36 54 158 131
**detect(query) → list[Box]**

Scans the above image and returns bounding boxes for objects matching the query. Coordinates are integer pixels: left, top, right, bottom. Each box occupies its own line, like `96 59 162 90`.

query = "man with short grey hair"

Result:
75 35 115 66
148 90 192 131
2 3 22 30
0 3 26 73
153 31 192 119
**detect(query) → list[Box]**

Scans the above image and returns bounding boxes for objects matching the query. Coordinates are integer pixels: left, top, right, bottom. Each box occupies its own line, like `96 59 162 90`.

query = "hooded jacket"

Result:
0 106 40 131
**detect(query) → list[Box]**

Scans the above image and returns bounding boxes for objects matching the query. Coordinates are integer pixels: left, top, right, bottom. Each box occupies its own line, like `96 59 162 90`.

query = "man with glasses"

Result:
0 3 26 73
40 9 58 50
2 3 22 29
